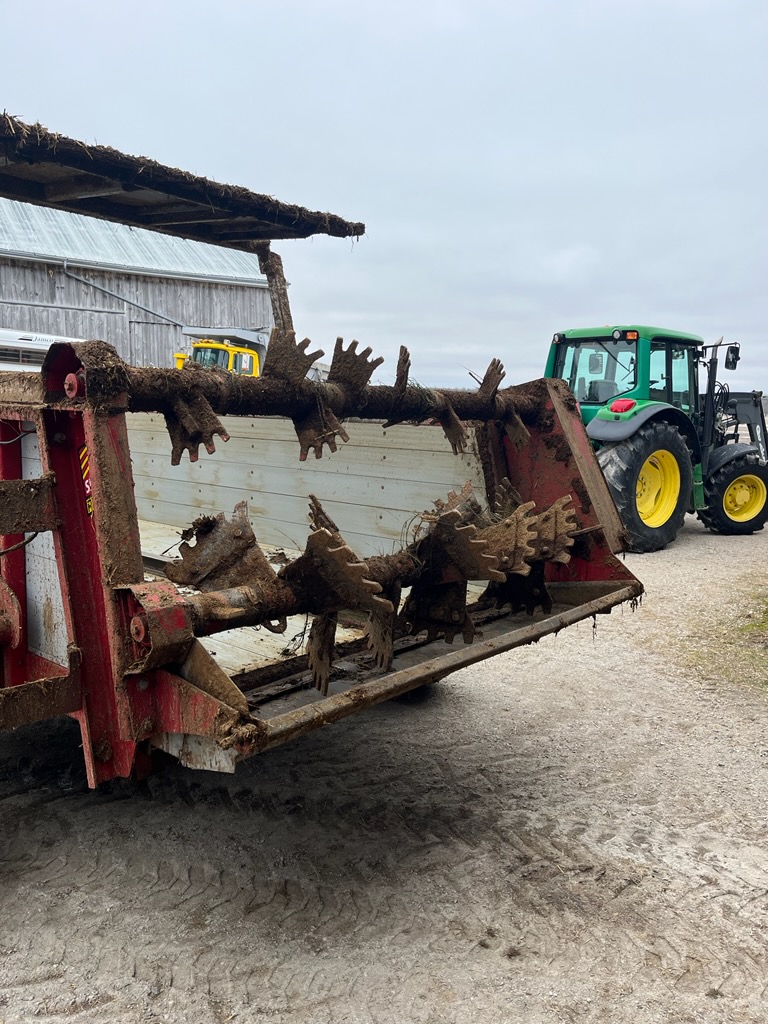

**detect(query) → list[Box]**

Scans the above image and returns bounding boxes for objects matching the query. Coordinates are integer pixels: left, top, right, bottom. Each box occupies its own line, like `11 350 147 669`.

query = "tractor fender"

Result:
587 403 701 463
705 442 763 479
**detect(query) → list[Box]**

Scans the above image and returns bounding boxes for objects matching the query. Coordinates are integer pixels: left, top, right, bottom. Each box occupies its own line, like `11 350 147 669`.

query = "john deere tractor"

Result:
545 325 768 552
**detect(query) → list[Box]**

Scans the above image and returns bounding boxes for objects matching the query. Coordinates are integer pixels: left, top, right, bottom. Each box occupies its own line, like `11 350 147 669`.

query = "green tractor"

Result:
544 325 768 552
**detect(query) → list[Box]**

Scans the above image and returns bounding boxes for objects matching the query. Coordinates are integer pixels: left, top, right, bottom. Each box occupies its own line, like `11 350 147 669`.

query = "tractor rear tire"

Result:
698 452 768 535
597 421 692 553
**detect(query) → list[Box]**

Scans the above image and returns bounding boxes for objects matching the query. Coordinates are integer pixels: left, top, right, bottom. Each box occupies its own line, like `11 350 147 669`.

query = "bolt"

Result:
451 611 461 622
64 371 86 399
130 614 148 643
52 431 67 446
136 677 149 692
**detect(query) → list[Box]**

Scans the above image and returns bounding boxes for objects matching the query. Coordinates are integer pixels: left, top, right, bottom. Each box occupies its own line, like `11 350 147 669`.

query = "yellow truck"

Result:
173 327 269 377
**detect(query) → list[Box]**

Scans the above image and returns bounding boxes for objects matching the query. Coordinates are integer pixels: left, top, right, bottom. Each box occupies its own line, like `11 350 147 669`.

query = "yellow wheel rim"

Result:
636 449 681 526
722 473 767 522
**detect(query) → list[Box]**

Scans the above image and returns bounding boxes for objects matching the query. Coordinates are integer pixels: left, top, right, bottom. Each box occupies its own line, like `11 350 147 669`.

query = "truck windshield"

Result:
552 336 637 404
192 346 229 370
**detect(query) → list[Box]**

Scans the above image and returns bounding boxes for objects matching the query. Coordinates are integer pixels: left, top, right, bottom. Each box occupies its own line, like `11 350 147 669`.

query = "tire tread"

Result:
596 421 692 553
698 451 768 535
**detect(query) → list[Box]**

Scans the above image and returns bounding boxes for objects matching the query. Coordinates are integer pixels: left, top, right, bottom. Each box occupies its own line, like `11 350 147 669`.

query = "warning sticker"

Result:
79 444 94 516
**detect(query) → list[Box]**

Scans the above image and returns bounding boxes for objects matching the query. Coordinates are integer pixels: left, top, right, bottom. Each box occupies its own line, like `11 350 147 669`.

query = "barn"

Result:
0 197 272 368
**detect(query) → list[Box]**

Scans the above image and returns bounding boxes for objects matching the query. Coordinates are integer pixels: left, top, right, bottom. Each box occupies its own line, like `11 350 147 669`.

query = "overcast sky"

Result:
2 0 767 389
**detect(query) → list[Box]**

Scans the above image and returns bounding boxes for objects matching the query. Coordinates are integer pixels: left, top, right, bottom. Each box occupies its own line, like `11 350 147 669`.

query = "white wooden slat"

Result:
129 450 480 506
129 413 480 456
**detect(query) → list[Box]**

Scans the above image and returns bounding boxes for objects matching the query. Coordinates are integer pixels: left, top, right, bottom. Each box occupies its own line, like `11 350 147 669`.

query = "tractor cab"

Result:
544 325 703 425
174 327 269 377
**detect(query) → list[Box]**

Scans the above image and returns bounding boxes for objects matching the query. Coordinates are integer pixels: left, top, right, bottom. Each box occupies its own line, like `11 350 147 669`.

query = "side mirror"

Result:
724 345 740 371
588 352 604 374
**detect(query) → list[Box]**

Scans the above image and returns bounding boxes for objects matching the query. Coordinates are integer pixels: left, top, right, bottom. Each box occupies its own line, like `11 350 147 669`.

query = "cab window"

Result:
649 345 667 403
670 345 695 411
650 342 696 410
232 352 254 376
192 346 228 370
554 337 637 403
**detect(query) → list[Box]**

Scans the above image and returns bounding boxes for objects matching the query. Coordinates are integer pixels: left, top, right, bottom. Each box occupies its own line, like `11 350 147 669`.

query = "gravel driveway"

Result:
1 516 767 1024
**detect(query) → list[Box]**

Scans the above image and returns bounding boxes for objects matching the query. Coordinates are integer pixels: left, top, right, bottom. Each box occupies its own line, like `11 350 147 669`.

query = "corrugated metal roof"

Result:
0 198 267 283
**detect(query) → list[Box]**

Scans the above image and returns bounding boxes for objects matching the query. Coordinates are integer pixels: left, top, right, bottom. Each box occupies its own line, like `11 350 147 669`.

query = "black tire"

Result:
698 452 768 535
596 420 693 553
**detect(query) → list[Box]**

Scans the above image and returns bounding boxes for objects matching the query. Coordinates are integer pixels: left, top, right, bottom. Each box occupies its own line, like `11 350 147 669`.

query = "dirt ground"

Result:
2 515 768 1024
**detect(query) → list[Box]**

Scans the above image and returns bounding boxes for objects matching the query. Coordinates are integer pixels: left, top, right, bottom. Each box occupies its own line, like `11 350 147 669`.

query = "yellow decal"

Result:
79 444 94 516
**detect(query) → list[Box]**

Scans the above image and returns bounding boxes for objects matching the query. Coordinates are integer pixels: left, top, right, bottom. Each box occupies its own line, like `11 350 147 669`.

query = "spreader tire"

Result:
698 453 768 535
597 421 692 553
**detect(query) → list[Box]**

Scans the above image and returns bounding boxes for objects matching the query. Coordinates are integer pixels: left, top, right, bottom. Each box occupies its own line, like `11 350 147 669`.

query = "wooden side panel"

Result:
128 414 487 558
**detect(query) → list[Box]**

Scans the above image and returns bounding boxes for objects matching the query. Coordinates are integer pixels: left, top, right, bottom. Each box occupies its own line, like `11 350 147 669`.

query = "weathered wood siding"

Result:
128 414 487 558
0 257 271 368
